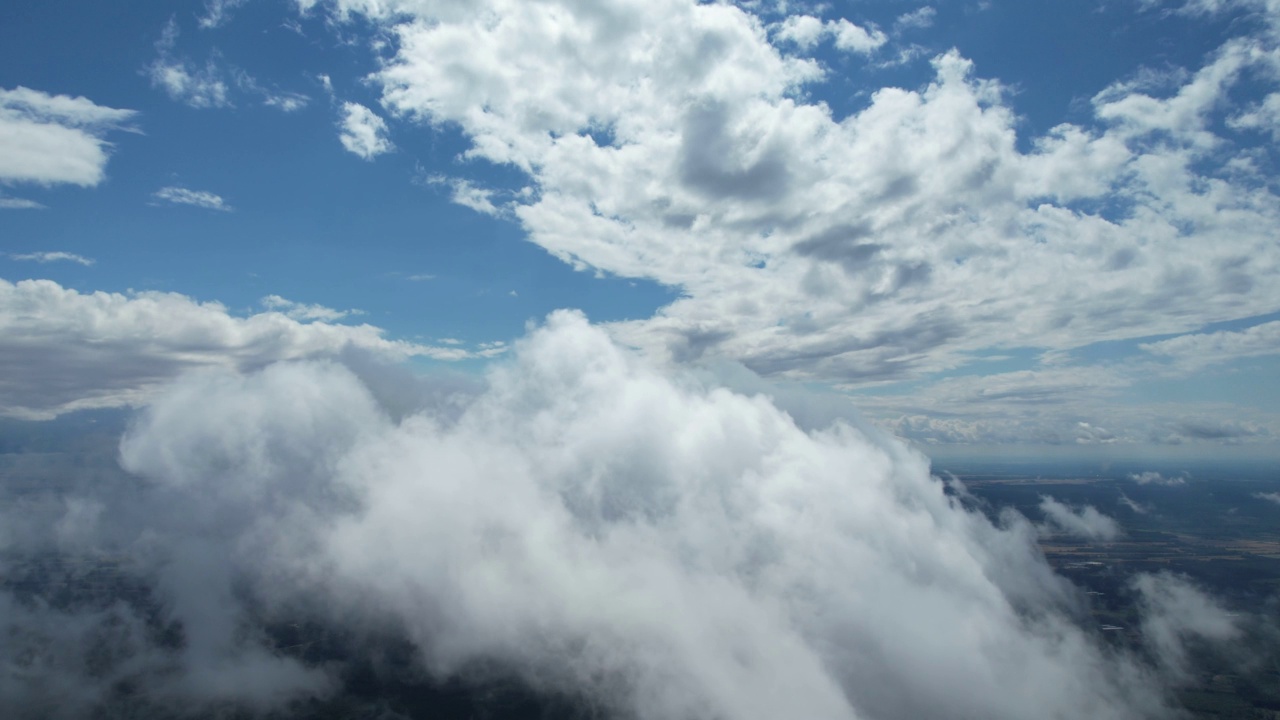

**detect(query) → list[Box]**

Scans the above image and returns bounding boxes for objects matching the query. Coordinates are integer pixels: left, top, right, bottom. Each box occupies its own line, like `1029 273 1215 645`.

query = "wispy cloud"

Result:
153 186 232 212
9 251 95 266
147 19 231 109
261 294 364 322
0 196 45 210
0 86 136 187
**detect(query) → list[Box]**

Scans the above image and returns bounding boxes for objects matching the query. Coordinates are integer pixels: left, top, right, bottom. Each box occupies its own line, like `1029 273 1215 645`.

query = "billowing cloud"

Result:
0 86 135 187
293 0 1280 398
152 185 232 211
0 278 471 419
337 101 392 159
1038 496 1123 541
111 312 1183 718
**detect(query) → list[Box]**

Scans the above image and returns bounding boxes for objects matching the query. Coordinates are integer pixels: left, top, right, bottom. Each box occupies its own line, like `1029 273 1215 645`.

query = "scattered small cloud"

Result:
1128 471 1187 486
774 16 887 54
337 102 393 160
153 186 232 212
197 0 248 29
147 19 231 108
1119 493 1151 515
1255 492 1280 506
9 251 95 266
1038 496 1122 541
895 7 937 30
261 294 364 322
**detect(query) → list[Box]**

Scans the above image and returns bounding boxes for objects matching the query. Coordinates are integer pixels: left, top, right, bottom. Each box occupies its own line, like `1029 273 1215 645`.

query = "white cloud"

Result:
0 278 473 419
0 195 45 209
1038 496 1123 541
147 19 232 109
262 91 309 112
9 251 95 266
153 186 233 211
1129 471 1188 486
261 294 364 321
0 86 136 187
1254 491 1280 505
1133 572 1241 678
107 310 1193 719
337 101 393 159
828 18 888 53
895 7 937 30
771 15 886 53
308 0 1280 401
1140 321 1280 371
198 0 249 29
774 15 826 49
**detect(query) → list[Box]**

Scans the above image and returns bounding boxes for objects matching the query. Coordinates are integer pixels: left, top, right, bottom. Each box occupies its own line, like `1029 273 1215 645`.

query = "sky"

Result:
3 0 1280 459
4 3 1280 717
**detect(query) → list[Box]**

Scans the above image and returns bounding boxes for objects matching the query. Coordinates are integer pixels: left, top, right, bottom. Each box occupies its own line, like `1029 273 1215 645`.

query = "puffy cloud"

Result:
1254 491 1280 504
0 86 135 187
0 278 471 419
303 0 1280 394
147 19 232 109
337 101 393 159
9 251 95 266
105 311 1182 719
1038 496 1123 541
152 186 232 211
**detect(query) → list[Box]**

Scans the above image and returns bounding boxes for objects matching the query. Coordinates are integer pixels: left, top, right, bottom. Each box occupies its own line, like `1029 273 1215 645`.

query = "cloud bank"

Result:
3 311 1253 719
0 278 471 419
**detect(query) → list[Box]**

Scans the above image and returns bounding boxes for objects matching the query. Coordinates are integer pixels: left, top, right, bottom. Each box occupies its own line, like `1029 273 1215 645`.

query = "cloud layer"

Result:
0 279 471 419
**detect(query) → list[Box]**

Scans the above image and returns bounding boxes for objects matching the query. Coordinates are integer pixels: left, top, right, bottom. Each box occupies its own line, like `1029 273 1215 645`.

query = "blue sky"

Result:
2 0 1280 457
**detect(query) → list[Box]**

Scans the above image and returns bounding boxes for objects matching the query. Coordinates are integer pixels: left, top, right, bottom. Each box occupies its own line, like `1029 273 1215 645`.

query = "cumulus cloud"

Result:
0 86 135 186
9 251 95 266
337 102 393 159
1038 496 1123 541
3 311 1265 717
106 312 1183 718
298 0 1280 398
0 278 471 419
895 7 937 30
152 185 232 211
